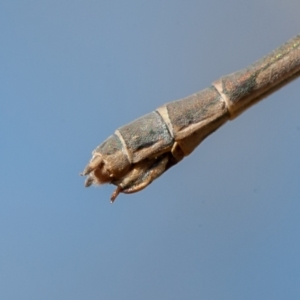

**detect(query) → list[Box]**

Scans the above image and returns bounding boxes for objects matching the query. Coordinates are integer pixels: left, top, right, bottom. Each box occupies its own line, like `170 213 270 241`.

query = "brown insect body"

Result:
81 35 300 202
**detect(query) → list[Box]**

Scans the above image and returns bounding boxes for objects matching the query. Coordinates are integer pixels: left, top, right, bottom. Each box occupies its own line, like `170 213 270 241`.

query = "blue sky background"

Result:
1 1 300 299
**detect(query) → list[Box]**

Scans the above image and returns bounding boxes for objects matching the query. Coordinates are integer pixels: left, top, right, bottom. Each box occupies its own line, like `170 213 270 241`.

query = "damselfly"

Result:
81 35 300 202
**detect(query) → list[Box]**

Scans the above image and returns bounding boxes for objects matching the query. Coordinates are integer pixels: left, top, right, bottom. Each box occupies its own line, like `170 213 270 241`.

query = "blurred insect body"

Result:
81 35 300 202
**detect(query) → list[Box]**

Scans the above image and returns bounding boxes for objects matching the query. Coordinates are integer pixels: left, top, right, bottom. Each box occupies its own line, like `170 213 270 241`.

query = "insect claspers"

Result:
81 35 300 202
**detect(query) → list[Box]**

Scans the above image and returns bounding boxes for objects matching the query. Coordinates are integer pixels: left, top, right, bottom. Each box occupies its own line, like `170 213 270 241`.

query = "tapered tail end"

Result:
110 186 122 203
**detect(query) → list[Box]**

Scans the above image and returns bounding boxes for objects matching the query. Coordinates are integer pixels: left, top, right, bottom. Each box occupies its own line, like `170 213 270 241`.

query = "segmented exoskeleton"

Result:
81 35 300 202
